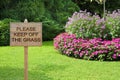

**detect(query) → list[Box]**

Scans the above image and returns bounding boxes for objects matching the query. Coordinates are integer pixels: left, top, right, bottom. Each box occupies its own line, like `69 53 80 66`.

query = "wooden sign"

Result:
10 21 42 46
10 19 42 80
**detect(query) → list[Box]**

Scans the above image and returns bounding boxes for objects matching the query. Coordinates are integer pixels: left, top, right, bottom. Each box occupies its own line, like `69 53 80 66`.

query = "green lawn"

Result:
0 41 120 80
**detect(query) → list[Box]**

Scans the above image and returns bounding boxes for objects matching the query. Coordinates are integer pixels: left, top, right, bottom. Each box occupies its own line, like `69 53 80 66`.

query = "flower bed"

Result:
54 33 120 61
54 10 120 61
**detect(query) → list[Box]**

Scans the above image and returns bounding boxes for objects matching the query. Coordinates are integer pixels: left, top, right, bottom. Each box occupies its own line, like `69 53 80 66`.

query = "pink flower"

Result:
64 45 67 48
101 25 105 29
54 32 120 61
112 54 117 59
74 51 79 54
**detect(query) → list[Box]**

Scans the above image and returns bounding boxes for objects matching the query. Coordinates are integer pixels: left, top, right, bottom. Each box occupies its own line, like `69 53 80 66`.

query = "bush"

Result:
65 10 120 40
106 9 120 38
0 19 18 46
54 33 120 61
41 17 64 41
0 0 79 41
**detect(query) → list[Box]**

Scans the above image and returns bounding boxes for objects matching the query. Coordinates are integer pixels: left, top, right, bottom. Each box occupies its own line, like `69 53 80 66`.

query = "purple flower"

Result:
101 25 105 29
96 18 104 25
64 45 67 48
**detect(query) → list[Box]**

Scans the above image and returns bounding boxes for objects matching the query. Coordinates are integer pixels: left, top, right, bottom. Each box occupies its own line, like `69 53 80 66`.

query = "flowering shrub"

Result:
65 10 120 40
106 9 120 38
54 33 120 61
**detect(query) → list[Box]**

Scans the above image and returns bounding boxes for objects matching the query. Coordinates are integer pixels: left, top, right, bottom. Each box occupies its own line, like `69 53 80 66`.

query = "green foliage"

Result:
16 0 45 21
72 0 120 17
0 0 79 43
65 10 120 40
90 0 105 4
0 19 18 46
106 10 120 38
65 10 105 39
41 17 64 40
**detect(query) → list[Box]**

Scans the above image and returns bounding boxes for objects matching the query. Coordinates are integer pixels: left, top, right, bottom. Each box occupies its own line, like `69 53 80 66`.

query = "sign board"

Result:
10 19 42 80
10 22 42 46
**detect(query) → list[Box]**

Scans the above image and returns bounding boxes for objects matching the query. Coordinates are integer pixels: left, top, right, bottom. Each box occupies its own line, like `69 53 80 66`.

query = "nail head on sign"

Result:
24 19 28 23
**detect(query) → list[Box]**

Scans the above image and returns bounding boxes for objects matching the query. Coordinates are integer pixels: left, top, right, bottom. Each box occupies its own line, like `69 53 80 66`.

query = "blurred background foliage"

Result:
72 0 120 17
0 0 120 46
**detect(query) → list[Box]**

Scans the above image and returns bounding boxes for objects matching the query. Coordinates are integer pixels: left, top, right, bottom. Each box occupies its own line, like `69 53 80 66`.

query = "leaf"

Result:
100 0 103 3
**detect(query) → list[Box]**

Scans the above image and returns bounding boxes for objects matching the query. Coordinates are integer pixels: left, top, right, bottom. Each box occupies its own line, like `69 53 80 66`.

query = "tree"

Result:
72 0 120 17
90 0 106 20
0 0 79 41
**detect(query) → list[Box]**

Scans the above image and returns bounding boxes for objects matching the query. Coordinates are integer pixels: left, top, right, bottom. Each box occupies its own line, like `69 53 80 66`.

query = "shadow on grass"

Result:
0 66 23 80
0 66 53 80
0 63 67 80
35 63 67 72
43 41 53 46
29 63 67 80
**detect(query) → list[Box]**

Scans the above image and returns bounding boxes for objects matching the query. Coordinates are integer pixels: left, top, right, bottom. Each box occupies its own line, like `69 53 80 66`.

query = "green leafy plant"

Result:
0 19 18 46
65 10 109 39
106 10 120 38
65 10 120 40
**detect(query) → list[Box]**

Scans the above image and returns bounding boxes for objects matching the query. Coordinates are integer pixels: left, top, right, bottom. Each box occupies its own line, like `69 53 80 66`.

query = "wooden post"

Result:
24 46 28 80
24 19 28 80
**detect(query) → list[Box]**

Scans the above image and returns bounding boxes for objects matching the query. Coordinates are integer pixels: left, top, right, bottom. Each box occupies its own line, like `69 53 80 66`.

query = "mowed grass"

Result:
0 41 120 80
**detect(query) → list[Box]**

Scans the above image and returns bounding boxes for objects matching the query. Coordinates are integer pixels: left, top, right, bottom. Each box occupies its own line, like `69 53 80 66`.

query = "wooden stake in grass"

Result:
24 19 28 80
24 46 28 80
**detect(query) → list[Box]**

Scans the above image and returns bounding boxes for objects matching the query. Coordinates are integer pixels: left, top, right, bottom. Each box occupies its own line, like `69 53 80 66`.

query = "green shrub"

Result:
0 19 18 46
41 17 64 41
16 0 45 21
65 10 106 39
0 0 80 42
106 10 120 38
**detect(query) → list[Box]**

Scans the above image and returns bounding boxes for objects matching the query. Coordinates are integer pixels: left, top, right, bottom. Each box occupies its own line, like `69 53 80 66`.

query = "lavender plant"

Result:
65 10 120 40
106 9 120 38
65 10 109 39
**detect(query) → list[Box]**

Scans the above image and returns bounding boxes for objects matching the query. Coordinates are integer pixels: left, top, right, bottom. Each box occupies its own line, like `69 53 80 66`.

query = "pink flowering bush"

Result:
54 33 120 61
54 9 120 61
